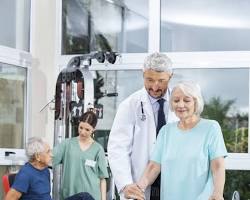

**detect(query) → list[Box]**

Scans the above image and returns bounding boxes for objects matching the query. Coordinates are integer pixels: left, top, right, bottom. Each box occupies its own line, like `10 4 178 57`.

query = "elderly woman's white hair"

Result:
26 137 47 161
143 52 173 73
170 81 204 116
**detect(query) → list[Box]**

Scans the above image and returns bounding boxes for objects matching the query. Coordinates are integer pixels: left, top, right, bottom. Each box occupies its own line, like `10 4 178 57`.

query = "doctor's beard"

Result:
147 87 167 99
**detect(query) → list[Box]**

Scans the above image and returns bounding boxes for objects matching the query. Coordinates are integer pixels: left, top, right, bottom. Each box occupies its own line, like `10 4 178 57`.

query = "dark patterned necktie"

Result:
151 98 166 200
156 98 166 134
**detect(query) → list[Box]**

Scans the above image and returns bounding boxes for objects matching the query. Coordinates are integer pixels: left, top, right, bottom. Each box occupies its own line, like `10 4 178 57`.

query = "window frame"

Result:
0 0 33 164
0 46 32 164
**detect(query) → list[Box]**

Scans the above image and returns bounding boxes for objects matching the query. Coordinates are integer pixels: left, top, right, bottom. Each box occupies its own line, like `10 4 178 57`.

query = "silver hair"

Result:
25 137 47 161
170 81 204 116
143 52 173 73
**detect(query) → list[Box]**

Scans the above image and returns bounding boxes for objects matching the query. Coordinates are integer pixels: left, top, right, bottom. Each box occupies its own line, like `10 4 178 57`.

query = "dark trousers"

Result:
65 192 95 200
150 174 160 200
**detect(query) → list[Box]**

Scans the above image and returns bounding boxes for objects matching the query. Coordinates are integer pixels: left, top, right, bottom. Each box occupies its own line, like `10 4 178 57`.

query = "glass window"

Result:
224 170 250 199
170 68 249 153
0 0 31 51
93 70 143 150
62 0 148 54
0 63 27 148
160 0 250 52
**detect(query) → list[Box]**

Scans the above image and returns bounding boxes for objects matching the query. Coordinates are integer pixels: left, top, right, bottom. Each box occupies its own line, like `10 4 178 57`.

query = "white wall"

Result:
30 0 57 146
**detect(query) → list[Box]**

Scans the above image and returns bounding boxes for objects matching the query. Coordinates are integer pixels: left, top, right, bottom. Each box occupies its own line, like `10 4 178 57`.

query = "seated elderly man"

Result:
5 137 52 200
5 137 95 200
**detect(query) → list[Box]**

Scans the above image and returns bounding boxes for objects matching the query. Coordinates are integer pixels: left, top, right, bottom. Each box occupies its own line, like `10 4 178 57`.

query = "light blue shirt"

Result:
147 89 170 126
151 118 227 200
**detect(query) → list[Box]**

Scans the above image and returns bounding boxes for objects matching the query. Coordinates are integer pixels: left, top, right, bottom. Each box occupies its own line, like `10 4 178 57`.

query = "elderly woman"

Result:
136 81 227 200
5 137 52 200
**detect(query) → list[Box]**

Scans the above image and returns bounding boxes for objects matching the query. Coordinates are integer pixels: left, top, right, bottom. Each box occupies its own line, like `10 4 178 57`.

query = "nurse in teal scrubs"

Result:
137 81 227 200
53 111 109 200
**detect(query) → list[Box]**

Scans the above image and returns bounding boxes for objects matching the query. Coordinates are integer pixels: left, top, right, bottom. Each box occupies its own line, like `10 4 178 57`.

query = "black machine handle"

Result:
5 151 16 157
106 93 118 97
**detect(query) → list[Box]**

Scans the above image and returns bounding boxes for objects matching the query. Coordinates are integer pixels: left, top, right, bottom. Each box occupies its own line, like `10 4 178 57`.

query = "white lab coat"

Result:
108 87 178 200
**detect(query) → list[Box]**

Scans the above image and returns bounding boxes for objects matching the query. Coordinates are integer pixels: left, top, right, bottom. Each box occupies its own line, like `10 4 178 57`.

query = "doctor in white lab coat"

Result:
108 52 178 200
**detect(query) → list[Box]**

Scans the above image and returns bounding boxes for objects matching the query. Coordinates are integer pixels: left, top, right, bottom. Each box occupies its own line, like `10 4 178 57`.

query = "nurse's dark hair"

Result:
79 111 98 128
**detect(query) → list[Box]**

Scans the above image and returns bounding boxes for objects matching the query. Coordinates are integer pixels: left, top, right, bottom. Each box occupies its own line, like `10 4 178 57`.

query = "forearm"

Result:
212 167 225 195
211 158 225 198
121 161 160 200
5 189 22 200
108 133 134 192
100 178 107 200
52 144 64 166
108 101 144 194
137 161 161 190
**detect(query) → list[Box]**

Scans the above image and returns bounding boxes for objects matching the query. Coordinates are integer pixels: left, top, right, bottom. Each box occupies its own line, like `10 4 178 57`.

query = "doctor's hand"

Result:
123 183 145 200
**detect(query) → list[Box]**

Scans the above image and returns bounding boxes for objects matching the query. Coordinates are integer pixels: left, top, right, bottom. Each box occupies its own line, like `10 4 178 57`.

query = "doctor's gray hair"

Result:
143 52 173 73
170 81 204 116
26 137 47 161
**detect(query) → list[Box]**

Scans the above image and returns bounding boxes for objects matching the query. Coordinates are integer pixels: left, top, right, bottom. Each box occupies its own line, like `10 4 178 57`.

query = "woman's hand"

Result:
123 183 145 200
209 193 224 200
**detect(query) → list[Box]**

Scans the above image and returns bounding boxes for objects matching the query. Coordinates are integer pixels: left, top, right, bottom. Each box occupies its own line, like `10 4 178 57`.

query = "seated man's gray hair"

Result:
26 137 46 161
143 52 173 73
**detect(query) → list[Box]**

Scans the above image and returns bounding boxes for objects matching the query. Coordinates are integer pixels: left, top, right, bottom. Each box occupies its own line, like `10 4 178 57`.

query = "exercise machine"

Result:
53 51 119 200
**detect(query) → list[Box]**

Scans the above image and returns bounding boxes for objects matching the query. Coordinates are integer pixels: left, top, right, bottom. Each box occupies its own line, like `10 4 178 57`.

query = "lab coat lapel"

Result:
140 88 157 153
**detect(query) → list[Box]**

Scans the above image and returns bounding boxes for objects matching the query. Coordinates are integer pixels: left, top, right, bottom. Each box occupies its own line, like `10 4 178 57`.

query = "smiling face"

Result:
171 87 196 120
78 122 94 140
143 69 172 99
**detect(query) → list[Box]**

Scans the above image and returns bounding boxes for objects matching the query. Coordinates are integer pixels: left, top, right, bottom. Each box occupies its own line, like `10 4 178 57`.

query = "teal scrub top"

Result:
151 118 227 200
53 137 109 200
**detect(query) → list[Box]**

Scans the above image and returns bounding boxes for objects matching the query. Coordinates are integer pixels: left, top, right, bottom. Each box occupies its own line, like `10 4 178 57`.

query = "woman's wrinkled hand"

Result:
123 183 145 200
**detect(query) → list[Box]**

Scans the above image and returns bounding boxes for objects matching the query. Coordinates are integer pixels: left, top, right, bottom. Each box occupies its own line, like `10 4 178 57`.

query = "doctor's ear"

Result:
169 73 173 79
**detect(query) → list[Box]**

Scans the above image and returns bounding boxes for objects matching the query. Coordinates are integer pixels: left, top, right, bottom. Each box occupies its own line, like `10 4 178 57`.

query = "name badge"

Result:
85 159 96 167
